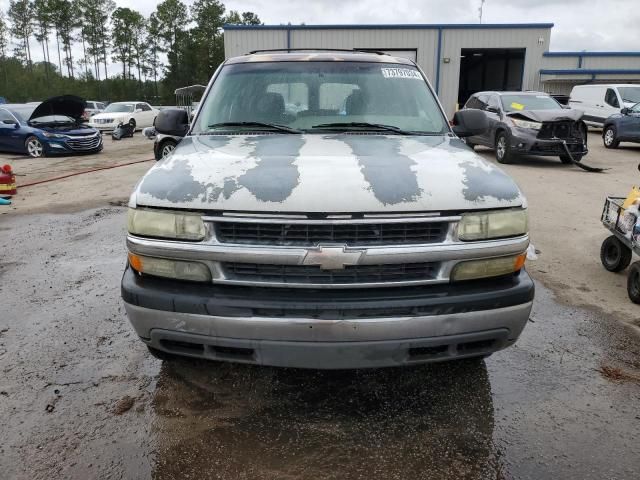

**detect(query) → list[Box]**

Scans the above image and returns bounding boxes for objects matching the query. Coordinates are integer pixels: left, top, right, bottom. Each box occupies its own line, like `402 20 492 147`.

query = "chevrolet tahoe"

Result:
121 50 534 369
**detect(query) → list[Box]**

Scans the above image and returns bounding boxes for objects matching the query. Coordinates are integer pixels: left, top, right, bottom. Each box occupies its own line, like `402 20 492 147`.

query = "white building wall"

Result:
583 56 640 69
224 29 287 58
289 29 439 80
224 25 552 117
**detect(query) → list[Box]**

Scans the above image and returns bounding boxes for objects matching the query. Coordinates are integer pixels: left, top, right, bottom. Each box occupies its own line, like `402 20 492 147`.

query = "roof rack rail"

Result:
247 48 387 55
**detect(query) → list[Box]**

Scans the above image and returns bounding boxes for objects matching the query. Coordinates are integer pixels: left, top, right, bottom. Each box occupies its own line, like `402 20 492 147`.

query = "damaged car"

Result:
122 51 534 369
463 91 588 164
0 95 102 158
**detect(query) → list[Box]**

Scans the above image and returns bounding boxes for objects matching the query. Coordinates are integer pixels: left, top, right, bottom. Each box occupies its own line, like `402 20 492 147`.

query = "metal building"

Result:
223 23 640 117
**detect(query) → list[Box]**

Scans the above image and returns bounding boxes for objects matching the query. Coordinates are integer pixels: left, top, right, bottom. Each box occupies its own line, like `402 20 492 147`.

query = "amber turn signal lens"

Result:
128 252 143 272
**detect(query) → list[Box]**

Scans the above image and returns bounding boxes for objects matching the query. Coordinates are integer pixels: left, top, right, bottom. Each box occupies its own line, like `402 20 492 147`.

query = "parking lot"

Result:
1 131 640 479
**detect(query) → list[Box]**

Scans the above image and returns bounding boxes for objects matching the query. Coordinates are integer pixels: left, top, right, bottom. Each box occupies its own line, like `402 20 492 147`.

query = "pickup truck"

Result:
121 50 533 369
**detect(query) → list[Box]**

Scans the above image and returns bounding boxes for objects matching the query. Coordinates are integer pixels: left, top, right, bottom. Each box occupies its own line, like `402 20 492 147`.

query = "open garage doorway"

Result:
457 48 525 108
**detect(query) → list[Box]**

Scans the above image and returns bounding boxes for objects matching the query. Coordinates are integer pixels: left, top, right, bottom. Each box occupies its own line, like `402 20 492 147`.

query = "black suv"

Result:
463 91 588 164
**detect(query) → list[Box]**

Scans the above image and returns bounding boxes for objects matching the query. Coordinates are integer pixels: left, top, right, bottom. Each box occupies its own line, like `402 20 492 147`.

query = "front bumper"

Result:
509 129 587 157
121 266 534 368
44 138 103 155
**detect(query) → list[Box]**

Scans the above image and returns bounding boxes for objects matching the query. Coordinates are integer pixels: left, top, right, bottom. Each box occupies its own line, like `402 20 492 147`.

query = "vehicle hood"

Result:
29 95 86 122
507 108 583 122
35 125 99 136
132 134 525 213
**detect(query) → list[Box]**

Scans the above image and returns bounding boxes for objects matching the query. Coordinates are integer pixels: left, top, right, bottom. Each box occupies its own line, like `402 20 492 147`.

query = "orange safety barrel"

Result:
0 164 17 196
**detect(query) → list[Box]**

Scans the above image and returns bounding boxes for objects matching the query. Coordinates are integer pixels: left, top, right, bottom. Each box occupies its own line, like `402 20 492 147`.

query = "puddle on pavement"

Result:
147 284 640 480
1 209 639 480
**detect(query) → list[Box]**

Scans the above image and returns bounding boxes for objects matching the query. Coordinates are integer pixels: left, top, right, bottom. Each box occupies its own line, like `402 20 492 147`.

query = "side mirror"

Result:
2 119 17 126
135 108 143 113
452 109 489 137
621 107 631 115
154 109 189 137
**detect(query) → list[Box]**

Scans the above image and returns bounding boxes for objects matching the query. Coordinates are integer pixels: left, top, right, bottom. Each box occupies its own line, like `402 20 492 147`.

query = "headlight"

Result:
511 118 542 130
128 252 211 282
451 253 526 282
458 209 528 241
43 132 66 138
127 208 205 241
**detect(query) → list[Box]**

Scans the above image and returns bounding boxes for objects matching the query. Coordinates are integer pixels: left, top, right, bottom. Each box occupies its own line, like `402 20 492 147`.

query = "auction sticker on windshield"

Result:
381 68 422 80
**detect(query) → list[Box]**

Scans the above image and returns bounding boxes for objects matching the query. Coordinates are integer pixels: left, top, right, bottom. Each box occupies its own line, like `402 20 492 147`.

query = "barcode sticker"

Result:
381 68 422 80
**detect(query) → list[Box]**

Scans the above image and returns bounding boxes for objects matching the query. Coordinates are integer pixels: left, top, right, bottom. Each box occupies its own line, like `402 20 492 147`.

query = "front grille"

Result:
215 221 448 246
537 121 579 140
222 262 439 284
66 135 101 151
94 118 113 124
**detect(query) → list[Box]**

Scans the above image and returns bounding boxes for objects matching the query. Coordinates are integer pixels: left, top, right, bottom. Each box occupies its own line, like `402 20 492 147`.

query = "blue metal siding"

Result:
540 69 640 74
544 51 640 57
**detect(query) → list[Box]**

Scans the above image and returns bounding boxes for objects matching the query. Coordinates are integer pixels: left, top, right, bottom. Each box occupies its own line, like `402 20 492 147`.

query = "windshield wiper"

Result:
310 122 418 135
206 121 302 134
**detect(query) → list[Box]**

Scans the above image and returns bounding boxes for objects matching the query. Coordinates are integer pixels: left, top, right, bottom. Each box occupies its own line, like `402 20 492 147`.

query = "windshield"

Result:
619 87 640 104
7 106 35 123
500 94 561 112
104 103 134 113
194 61 448 134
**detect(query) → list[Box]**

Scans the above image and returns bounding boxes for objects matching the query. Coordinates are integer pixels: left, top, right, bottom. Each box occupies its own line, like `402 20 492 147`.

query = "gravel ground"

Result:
1 131 640 479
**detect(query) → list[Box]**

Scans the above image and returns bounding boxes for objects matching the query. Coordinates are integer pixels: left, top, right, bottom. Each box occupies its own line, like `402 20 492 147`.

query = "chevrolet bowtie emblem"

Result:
302 246 364 270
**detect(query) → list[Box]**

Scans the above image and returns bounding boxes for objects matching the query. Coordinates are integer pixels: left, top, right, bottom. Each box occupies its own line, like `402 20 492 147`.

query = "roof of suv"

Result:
226 51 415 65
473 91 549 96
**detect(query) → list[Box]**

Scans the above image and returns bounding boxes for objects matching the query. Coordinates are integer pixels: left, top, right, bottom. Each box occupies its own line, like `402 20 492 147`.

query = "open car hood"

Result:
29 95 87 122
506 108 584 122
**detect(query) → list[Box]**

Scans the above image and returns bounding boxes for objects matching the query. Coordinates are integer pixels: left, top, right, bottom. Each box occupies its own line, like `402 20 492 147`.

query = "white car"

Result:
569 84 640 127
88 101 158 131
81 100 106 121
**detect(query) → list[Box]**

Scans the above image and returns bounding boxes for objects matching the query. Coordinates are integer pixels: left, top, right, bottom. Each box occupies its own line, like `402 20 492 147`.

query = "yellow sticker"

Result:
511 102 525 110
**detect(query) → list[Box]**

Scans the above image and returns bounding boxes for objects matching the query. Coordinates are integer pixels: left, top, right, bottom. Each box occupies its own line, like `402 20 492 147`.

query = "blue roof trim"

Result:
544 51 640 57
540 69 640 75
224 23 554 31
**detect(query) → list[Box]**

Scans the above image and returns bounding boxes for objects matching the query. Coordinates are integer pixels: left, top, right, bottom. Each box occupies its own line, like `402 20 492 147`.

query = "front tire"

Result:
25 136 45 158
603 126 619 149
159 140 177 159
627 262 640 304
600 235 632 272
495 132 512 164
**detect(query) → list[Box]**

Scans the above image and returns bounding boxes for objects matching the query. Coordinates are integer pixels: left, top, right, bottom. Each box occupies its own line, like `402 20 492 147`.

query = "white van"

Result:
569 84 640 127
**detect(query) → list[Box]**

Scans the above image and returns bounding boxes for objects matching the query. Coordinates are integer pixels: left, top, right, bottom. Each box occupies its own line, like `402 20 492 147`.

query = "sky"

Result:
1 0 639 73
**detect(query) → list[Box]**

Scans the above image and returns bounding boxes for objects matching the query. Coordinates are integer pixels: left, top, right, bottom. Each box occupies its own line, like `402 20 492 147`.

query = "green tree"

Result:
144 12 164 99
78 0 114 81
225 10 262 25
33 0 54 81
8 0 33 68
111 7 136 79
0 12 8 59
240 12 261 25
155 0 189 88
191 0 225 80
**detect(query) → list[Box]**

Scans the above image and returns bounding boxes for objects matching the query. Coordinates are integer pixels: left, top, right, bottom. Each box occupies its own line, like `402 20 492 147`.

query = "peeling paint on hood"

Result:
134 134 525 213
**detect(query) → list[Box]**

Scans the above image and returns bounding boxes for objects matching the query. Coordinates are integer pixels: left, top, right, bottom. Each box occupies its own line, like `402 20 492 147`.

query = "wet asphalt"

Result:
1 207 639 480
